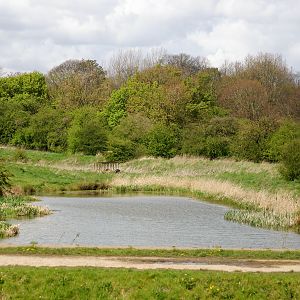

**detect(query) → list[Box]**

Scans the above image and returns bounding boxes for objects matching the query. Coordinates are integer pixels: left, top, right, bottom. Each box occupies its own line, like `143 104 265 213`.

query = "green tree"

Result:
0 72 49 114
185 68 221 121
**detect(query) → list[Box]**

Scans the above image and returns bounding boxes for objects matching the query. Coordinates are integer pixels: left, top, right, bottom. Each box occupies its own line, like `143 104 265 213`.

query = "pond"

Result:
1 195 300 249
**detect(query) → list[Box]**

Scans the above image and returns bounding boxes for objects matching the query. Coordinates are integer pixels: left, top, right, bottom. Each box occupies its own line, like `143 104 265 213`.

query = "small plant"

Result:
30 240 38 247
13 148 28 162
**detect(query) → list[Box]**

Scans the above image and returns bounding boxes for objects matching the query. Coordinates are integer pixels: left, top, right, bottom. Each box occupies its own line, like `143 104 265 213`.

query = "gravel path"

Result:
1 255 300 272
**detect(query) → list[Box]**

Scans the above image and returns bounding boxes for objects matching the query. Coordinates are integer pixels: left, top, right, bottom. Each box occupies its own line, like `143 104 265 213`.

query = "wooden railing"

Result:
94 162 120 172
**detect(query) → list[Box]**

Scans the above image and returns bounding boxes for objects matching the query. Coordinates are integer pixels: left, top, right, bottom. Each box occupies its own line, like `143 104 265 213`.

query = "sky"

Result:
0 0 300 73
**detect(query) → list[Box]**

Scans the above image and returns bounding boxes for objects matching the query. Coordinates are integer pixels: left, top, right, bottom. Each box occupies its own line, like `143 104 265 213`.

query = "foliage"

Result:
105 137 136 162
231 118 277 162
0 53 299 172
279 139 300 181
267 120 300 162
12 107 69 152
46 59 109 109
181 117 238 159
0 72 49 114
0 99 30 144
185 68 220 120
67 107 108 155
145 123 181 158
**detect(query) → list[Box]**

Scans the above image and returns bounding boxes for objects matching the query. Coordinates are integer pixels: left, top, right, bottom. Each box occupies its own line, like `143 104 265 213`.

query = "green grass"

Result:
0 146 98 165
6 163 112 193
1 246 300 260
0 266 299 299
217 171 300 195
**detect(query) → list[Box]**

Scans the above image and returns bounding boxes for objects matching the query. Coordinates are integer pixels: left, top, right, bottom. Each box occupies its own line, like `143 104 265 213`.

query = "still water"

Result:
1 195 300 248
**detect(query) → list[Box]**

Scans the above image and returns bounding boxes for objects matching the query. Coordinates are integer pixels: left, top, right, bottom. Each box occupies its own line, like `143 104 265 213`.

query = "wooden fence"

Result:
94 162 120 172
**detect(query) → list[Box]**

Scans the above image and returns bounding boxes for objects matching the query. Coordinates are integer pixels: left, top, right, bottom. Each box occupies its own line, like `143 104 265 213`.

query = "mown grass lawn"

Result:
0 266 299 299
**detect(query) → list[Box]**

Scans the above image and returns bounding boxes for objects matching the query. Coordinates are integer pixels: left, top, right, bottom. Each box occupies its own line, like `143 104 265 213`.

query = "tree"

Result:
185 68 221 121
218 78 271 120
0 72 49 114
163 53 209 76
107 48 167 88
46 59 109 108
225 53 297 118
107 49 143 88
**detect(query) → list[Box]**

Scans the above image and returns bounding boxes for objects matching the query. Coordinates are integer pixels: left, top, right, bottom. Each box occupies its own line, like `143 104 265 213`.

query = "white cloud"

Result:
0 0 299 72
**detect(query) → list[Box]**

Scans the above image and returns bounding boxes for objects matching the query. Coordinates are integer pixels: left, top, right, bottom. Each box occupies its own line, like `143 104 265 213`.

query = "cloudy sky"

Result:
0 0 299 73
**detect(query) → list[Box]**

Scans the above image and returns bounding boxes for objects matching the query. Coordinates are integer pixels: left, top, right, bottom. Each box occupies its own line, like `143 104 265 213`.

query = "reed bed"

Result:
0 195 50 218
112 175 300 231
0 195 50 239
112 176 299 214
225 210 298 230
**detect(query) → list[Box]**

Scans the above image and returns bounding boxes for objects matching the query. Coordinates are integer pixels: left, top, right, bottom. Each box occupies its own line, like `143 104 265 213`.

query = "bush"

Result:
205 136 230 160
231 118 277 162
279 139 300 181
105 137 136 162
267 120 300 162
145 124 181 158
0 165 11 196
181 117 237 159
67 107 108 155
13 148 28 162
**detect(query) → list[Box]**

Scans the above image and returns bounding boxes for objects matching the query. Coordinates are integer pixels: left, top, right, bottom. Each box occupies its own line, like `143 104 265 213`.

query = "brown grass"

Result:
112 176 299 214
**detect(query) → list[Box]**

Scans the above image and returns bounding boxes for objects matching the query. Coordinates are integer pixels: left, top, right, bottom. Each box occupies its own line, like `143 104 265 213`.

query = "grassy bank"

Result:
1 146 300 233
0 195 50 238
1 246 300 260
0 266 299 299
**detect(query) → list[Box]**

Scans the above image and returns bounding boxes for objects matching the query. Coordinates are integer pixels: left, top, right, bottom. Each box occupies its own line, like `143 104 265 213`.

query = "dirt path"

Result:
1 255 300 272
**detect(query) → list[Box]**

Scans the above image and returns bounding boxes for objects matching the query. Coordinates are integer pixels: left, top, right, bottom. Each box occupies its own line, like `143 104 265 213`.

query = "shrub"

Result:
0 165 11 196
205 136 230 160
105 137 136 162
279 139 300 181
231 118 277 162
267 120 300 162
13 148 28 162
67 107 108 155
145 124 181 158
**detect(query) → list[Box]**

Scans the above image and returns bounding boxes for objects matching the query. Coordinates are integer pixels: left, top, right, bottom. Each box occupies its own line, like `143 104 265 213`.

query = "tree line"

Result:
0 51 299 179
